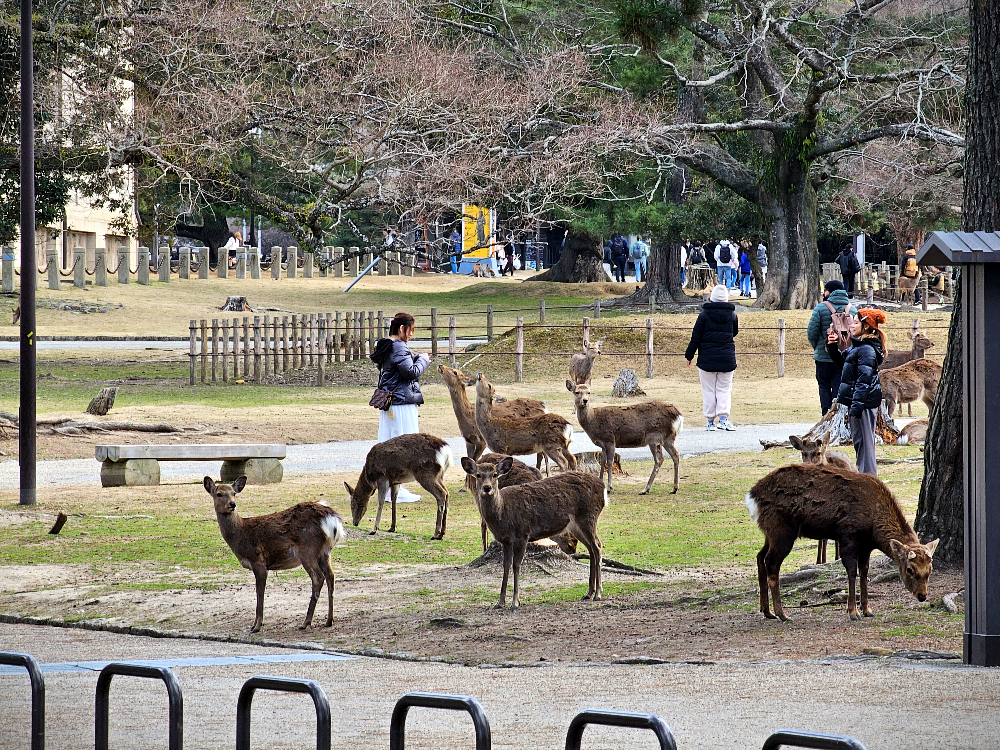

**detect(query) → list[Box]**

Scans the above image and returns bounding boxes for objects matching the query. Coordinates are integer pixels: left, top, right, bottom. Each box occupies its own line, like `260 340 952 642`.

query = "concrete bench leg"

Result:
221 458 283 484
101 459 160 487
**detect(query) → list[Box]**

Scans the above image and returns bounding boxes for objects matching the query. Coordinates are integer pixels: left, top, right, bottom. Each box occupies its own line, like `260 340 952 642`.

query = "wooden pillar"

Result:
430 308 438 358
326 313 333 363
282 316 290 372
486 304 493 341
272 317 280 374
368 311 375 355
200 320 208 383
539 299 545 324
334 312 342 362
253 315 262 383
515 317 524 382
449 316 457 367
243 317 250 378
594 299 601 319
233 318 240 380
921 278 929 311
189 320 197 385
211 319 219 382
222 320 229 383
262 315 271 376
777 318 786 377
291 315 300 368
317 316 326 386
646 318 654 379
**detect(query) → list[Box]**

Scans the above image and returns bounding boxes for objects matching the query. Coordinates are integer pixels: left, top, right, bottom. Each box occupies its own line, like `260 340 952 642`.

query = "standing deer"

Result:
879 358 942 418
205 476 346 633
788 433 854 563
882 330 935 370
475 373 577 472
747 464 938 622
462 455 606 608
566 380 682 494
345 433 452 539
568 340 602 384
897 270 921 305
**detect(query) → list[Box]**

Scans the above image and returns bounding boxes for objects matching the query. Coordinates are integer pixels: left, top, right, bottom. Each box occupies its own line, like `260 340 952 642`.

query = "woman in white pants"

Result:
684 285 739 431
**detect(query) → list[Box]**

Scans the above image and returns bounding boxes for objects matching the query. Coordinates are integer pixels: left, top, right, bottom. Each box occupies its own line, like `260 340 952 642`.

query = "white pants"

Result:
699 370 734 421
378 403 420 442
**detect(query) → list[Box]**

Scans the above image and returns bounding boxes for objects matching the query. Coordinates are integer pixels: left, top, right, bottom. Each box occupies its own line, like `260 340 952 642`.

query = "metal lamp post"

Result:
19 0 36 506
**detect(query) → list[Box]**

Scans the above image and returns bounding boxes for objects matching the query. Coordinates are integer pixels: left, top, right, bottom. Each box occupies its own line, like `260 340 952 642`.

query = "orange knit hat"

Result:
857 308 886 329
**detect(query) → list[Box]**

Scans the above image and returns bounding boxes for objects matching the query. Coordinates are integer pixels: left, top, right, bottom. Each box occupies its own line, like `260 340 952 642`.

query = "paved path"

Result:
0 423 813 489
0 623 994 749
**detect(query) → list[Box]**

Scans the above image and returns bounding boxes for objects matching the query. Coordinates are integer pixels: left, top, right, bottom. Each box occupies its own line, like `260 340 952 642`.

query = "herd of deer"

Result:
201 328 941 633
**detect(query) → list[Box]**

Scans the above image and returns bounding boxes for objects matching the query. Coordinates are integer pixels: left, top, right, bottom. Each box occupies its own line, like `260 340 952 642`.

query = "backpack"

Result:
612 236 628 256
824 301 853 352
630 243 644 260
902 256 919 278
689 246 704 264
718 244 731 264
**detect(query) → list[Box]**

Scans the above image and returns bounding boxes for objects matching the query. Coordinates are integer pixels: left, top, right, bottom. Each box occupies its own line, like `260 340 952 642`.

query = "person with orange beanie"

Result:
826 308 886 475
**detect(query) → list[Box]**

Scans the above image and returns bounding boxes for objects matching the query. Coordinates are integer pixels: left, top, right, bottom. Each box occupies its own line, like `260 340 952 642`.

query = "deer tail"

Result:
322 513 347 547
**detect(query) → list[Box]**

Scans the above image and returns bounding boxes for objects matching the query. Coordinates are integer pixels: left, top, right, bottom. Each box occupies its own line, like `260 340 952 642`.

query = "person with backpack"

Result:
836 246 862 295
807 280 857 416
738 244 753 297
715 241 732 288
449 228 462 273
631 235 649 282
688 242 704 266
756 241 768 285
611 232 629 282
685 285 739 431
826 308 886 476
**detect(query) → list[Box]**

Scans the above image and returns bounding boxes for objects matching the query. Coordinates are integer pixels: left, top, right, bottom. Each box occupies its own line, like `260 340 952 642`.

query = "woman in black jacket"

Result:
825 308 886 476
685 285 739 431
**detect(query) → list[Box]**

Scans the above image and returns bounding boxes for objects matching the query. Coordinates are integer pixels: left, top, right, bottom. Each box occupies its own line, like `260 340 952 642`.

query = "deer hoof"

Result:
849 612 862 621
638 489 649 496
864 609 875 618
777 613 791 623
671 486 678 495
762 611 777 620
387 525 396 533
368 530 377 536
249 625 262 634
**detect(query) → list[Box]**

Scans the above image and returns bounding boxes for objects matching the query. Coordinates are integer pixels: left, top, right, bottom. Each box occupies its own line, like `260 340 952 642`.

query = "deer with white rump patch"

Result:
205 476 345 633
746 464 938 622
345 433 452 539
788 433 854 564
462 455 606 608
475 373 577 472
568 340 602 384
566 380 682 494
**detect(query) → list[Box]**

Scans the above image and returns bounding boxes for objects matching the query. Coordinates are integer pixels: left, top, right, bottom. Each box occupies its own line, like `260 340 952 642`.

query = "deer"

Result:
882 330 935 370
438 364 548 478
568 340 602 384
204 475 346 634
746 463 938 622
897 269 921 305
345 433 452 539
897 418 929 446
462 455 606 608
879 358 942 418
788 434 854 564
474 372 577 472
566 380 682 494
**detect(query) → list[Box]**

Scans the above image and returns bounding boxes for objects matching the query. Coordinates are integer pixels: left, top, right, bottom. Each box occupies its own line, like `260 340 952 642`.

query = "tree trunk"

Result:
916 0 1000 565
525 230 606 283
86 387 118 416
755 162 821 310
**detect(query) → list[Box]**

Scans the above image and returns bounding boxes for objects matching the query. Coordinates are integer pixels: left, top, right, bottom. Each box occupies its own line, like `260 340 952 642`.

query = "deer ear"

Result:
566 379 576 393
924 539 939 558
889 539 907 562
907 330 914 340
461 457 478 475
818 433 830 447
231 476 247 494
496 456 515 476
203 476 216 494
788 435 803 450
344 481 355 496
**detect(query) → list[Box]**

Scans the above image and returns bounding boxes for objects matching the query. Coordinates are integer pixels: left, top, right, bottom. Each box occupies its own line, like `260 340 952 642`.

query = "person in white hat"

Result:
684 285 739 431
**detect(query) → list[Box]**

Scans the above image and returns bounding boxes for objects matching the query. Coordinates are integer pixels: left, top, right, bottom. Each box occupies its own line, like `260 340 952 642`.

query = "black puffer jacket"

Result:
685 302 739 372
828 336 884 417
372 339 429 406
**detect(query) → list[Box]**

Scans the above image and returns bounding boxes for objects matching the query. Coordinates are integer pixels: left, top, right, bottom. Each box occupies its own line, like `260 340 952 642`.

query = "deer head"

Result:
566 380 591 407
889 538 939 602
461 455 513 501
438 363 474 388
585 340 602 357
204 475 247 516
907 331 935 353
475 372 495 405
344 481 373 527
789 434 829 465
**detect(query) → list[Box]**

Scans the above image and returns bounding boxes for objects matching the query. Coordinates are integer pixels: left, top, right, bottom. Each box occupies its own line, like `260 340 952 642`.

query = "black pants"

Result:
816 360 842 416
843 272 856 295
613 256 628 282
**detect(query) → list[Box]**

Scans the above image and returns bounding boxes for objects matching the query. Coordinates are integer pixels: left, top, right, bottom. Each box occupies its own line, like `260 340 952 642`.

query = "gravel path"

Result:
0 422 813 489
0 623 993 750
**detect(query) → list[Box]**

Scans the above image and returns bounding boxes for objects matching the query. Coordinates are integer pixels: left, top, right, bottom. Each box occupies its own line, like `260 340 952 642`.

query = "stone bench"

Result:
96 444 286 487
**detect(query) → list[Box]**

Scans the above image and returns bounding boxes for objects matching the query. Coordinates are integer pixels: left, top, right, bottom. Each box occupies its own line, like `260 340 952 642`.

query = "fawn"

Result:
205 475 345 633
568 341 602 384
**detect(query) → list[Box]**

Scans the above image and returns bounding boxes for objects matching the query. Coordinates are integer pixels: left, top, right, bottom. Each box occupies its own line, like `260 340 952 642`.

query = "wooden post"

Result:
262 315 271 376
291 315 300 368
309 313 317 366
594 299 601 319
539 299 545 323
222 320 229 383
777 318 786 377
211 319 219 383
649 292 656 315
189 320 197 385
200 320 208 383
334 312 342 362
449 316 457 367
282 316 290 371
583 317 590 348
272 317 279 374
357 311 366 358
233 318 240 380
486 304 493 341
515 317 524 382
317 317 326 386
243 317 250 378
368 311 375 355
912 318 921 339
376 310 383 345
253 316 262 384
921 278 928 311
430 308 438 358
646 318 654 379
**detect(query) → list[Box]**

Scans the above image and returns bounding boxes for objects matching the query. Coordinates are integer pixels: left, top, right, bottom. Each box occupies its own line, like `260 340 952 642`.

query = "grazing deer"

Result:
882 331 935 370
897 418 929 446
438 364 548 478
462 455 606 608
345 433 452 539
204 476 346 633
879 358 942 418
568 340 602 384
475 373 577 472
788 434 854 564
566 380 682 494
746 464 938 622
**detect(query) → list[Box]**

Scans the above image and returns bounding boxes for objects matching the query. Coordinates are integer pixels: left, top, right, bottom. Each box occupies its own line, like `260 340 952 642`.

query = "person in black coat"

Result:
685 285 739 431
836 246 861 295
610 232 629 282
825 308 886 476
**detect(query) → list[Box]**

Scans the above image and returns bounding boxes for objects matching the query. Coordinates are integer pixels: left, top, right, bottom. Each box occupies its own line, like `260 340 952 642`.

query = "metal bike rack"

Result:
565 708 676 750
95 663 183 750
236 675 331 750
762 729 868 750
0 651 45 750
389 692 491 750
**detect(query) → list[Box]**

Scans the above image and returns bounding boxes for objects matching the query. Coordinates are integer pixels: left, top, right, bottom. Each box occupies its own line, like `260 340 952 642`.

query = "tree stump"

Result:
611 369 646 398
802 401 899 446
221 295 252 312
86 387 118 416
686 264 715 292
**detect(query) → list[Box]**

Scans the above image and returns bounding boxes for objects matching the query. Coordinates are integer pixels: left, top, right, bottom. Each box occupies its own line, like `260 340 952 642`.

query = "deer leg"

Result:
496 543 513 608
481 519 488 552
251 566 268 633
640 443 664 495
323 555 336 626
371 480 389 534
424 479 448 540
510 538 528 609
301 561 324 630
907 402 913 417
859 550 874 617
842 551 861 620
816 540 827 565
764 533 795 622
602 445 615 491
388 484 399 533
757 543 775 618
561 447 577 471
835 539 841 560
666 440 680 494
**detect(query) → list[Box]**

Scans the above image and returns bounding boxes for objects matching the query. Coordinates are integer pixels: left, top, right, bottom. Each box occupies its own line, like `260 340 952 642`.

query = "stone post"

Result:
334 246 345 277
73 246 86 288
159 248 171 282
218 246 229 278
271 247 282 279
1 247 13 293
402 250 414 276
389 251 401 275
118 246 130 284
287 246 298 278
95 247 108 286
249 246 260 279
137 247 150 285
198 247 210 279
179 247 191 279
47 248 60 290
348 247 359 276
236 246 247 279
318 246 330 277
304 250 314 278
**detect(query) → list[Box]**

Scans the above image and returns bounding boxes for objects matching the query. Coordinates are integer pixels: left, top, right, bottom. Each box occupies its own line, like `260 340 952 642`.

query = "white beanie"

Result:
710 285 730 303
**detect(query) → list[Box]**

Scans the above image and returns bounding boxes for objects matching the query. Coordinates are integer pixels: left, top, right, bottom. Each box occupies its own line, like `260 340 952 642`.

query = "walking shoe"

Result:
705 421 716 431
718 418 737 431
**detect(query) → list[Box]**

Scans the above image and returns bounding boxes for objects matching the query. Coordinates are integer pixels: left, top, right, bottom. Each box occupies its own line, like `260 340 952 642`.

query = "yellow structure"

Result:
462 204 493 258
